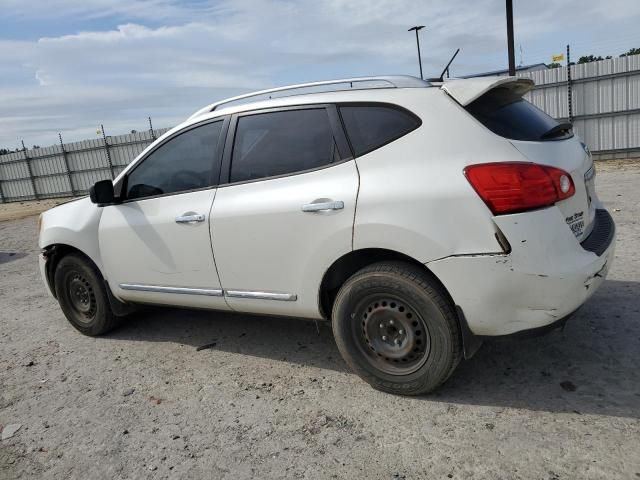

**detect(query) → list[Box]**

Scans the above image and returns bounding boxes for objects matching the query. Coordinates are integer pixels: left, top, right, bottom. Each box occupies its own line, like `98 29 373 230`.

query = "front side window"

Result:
126 121 223 200
230 108 338 183
339 105 421 156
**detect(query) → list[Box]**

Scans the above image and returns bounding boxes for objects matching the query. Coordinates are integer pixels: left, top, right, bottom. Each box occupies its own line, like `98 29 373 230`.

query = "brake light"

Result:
464 162 575 215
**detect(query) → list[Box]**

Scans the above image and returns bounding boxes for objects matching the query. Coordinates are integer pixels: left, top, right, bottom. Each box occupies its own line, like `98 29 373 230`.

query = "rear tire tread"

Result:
332 261 462 395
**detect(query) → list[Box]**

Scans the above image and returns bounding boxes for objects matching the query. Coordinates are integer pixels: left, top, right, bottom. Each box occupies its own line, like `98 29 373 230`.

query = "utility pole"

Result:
408 25 426 79
506 0 516 76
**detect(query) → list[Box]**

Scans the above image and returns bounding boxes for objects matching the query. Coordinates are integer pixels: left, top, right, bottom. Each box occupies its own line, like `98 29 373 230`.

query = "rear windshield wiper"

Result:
540 122 573 140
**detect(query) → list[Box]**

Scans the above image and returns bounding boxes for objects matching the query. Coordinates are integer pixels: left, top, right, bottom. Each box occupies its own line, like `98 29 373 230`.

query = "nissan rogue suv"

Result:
38 75 615 395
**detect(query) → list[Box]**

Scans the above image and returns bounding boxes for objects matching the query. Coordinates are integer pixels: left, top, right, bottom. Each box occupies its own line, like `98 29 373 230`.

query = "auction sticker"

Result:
566 211 585 237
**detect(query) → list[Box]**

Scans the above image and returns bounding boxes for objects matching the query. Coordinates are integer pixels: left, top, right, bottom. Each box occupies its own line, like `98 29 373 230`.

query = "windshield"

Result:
466 87 573 141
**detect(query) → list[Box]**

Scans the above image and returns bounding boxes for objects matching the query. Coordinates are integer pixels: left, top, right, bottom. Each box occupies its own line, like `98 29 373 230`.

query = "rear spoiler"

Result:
441 76 534 106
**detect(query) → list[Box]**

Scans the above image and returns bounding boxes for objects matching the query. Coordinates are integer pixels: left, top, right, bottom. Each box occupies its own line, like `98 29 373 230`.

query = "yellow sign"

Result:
552 54 565 62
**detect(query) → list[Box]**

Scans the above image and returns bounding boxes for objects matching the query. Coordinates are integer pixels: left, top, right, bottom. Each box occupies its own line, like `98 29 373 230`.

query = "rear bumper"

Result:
428 207 615 336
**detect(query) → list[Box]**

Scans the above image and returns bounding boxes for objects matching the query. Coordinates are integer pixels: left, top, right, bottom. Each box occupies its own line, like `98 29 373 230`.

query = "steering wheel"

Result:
171 170 204 190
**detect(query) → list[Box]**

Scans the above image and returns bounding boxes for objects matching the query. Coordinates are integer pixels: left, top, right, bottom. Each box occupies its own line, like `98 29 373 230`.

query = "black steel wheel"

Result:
355 295 430 375
65 271 98 322
54 253 118 336
332 261 461 395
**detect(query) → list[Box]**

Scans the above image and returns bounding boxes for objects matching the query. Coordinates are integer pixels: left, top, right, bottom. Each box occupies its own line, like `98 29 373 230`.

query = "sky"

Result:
1 0 639 149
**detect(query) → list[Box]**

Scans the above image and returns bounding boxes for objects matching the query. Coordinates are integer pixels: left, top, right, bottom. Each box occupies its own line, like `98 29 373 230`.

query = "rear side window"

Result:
339 105 421 156
230 108 339 183
466 87 573 141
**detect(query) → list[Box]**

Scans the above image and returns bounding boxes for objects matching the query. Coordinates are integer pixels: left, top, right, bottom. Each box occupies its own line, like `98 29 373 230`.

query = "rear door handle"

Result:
301 201 344 212
175 213 205 224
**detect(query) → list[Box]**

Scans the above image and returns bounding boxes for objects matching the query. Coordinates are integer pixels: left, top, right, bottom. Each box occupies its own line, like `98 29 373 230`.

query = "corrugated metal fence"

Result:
519 54 640 160
0 128 168 203
2 54 639 203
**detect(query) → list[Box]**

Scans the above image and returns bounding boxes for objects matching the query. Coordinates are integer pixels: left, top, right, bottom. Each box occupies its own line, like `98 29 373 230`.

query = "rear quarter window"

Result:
339 104 421 156
466 87 573 141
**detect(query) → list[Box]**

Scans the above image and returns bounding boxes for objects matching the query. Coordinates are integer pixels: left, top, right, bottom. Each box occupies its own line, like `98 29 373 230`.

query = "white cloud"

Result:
0 0 205 22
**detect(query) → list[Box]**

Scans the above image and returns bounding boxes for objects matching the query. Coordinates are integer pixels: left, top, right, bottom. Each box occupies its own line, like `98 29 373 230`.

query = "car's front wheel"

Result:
332 261 461 395
54 253 118 336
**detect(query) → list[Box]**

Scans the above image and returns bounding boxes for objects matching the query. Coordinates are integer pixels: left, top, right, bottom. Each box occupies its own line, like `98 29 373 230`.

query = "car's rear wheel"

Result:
332 261 461 395
54 253 118 336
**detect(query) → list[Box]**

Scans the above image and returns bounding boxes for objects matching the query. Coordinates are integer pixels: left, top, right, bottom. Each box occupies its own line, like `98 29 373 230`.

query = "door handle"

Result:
301 201 344 212
175 213 205 224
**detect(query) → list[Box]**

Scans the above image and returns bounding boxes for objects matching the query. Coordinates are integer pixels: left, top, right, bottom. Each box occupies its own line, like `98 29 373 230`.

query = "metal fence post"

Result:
0 152 5 203
101 124 115 179
22 140 39 200
59 133 76 196
567 44 573 123
149 116 156 141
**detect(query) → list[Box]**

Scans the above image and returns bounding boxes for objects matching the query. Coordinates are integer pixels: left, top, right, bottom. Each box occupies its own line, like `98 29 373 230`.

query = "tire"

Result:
54 253 118 336
331 261 461 395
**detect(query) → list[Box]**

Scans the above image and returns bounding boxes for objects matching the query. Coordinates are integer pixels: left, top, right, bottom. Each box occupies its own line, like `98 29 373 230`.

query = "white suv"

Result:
38 75 615 395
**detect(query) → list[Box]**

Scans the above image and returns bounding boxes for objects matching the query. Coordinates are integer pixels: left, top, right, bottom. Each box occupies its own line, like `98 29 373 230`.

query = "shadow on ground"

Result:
108 279 640 418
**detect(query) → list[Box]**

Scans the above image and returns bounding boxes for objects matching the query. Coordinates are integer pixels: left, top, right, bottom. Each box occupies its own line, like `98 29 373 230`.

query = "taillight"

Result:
464 162 575 215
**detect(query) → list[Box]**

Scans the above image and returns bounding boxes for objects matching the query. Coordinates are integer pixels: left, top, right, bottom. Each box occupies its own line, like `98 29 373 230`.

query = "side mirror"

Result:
89 179 115 205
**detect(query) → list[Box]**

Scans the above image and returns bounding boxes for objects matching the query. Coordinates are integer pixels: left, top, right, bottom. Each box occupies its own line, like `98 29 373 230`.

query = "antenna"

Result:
519 44 524 66
437 48 460 81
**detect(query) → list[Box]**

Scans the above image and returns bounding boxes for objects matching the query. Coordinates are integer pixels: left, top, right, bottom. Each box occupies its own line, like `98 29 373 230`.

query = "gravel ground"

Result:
1 162 639 480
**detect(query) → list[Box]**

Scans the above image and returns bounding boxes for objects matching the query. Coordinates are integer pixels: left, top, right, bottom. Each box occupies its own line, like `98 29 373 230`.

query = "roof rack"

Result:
188 75 430 120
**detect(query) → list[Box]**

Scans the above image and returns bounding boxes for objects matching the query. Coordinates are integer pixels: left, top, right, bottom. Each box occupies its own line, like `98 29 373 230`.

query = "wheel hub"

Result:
68 274 96 319
358 298 430 375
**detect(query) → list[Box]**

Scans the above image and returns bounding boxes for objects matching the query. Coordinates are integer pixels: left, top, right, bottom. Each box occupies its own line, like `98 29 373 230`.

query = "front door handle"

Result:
175 213 205 224
301 201 344 212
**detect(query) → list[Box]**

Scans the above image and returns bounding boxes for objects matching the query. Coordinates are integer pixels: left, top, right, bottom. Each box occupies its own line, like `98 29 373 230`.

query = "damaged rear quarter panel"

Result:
428 206 613 336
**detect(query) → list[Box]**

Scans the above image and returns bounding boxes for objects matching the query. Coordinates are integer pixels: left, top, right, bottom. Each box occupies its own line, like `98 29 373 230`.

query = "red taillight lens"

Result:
464 162 575 215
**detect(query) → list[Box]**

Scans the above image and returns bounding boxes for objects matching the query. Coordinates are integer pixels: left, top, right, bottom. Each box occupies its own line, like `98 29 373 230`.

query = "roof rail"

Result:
188 75 430 120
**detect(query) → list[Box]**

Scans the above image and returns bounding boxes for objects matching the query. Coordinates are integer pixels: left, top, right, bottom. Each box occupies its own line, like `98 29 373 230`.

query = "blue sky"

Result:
1 0 639 148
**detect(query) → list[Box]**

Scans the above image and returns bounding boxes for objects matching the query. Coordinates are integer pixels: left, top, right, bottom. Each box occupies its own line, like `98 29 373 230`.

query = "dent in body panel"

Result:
427 206 614 336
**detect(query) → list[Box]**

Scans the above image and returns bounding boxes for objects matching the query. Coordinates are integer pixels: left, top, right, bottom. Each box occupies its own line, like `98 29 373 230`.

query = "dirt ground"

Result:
1 162 639 479
0 199 71 223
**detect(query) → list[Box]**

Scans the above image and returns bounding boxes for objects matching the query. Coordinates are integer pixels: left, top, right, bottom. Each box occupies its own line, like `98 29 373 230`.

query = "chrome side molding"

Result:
119 284 223 297
118 284 297 301
225 290 297 301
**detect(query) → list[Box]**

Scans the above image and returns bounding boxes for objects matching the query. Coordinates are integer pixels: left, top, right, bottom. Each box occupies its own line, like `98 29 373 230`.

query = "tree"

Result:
577 54 604 64
0 148 11 155
548 62 562 69
620 47 640 57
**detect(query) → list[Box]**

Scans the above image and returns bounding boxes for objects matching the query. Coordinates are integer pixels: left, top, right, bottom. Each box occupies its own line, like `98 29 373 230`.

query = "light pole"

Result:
408 25 425 79
505 0 516 76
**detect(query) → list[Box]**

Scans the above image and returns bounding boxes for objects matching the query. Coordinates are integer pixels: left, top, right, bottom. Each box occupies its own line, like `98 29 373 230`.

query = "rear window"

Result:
466 87 573 141
339 105 420 156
